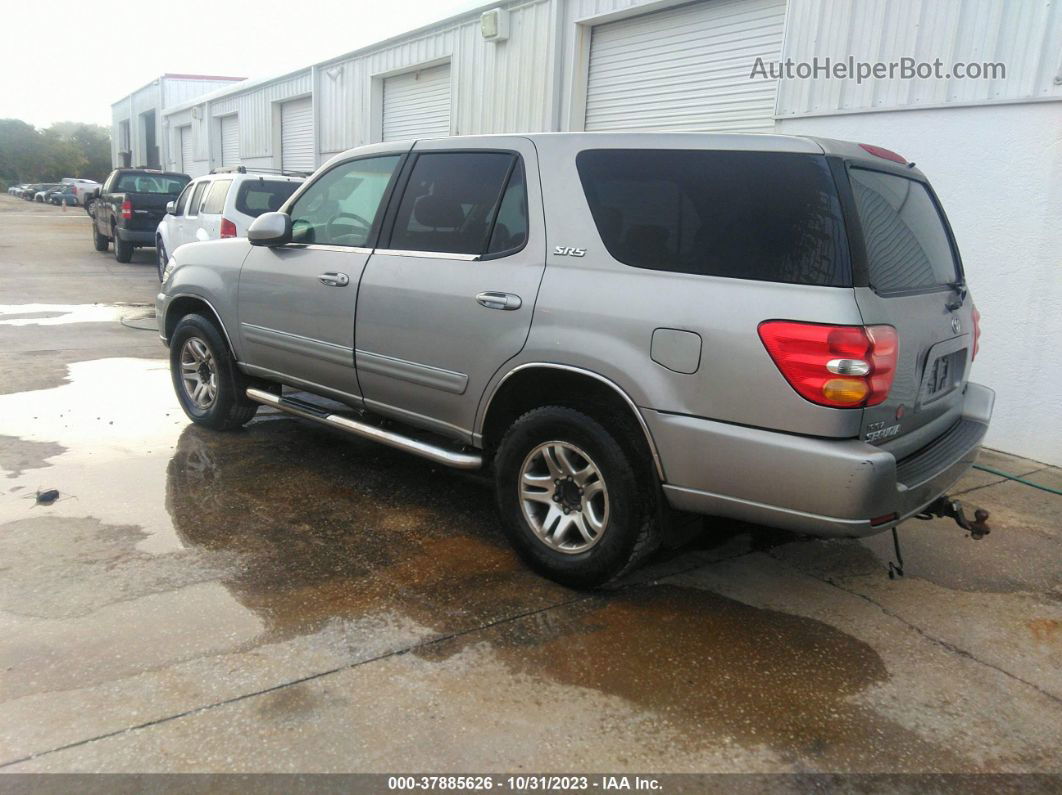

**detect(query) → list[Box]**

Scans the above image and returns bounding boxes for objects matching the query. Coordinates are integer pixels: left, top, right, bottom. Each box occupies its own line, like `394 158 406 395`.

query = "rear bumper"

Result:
116 227 156 245
649 382 994 537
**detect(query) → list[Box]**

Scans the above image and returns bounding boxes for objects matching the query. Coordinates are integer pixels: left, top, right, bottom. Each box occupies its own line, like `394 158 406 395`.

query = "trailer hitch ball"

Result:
916 497 992 539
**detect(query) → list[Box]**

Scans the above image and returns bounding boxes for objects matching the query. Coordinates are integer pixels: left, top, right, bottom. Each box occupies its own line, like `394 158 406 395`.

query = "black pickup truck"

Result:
91 168 190 262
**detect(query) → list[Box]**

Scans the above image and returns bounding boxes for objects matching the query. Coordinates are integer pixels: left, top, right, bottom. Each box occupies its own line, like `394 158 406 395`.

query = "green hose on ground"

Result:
972 464 1062 496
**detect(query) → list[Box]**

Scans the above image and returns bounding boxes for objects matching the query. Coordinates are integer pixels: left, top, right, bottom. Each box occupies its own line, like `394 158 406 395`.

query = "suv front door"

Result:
237 148 407 400
354 137 544 440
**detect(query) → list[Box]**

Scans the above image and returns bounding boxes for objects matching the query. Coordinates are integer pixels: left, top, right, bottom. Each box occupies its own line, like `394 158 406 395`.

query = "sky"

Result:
1 0 483 129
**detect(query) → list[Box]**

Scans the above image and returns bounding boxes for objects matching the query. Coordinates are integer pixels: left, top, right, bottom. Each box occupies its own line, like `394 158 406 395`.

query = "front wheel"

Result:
493 406 657 588
169 313 259 430
156 238 167 282
92 222 109 252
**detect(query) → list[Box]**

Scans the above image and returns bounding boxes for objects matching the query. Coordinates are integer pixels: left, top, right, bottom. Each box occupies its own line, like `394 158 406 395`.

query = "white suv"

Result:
155 168 304 280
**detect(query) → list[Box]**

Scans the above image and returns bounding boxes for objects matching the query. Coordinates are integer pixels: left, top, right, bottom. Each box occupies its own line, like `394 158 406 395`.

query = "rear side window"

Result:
201 180 232 215
388 152 517 256
235 180 300 218
576 150 850 286
849 168 959 293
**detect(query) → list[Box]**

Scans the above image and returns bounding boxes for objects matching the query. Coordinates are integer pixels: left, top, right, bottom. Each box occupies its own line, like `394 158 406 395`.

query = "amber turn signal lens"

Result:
822 378 869 404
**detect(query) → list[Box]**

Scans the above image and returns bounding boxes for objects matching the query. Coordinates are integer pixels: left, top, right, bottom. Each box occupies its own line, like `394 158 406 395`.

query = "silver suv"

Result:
156 133 993 586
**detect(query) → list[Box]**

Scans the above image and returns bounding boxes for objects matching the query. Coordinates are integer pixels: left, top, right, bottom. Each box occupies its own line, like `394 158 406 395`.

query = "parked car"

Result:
33 184 61 202
91 168 190 263
62 177 101 207
48 187 77 206
18 183 46 200
155 168 304 280
156 133 992 587
7 184 28 196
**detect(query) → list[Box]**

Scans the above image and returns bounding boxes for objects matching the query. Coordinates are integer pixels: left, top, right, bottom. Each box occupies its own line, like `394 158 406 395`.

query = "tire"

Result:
169 313 259 431
494 405 657 588
114 229 133 263
156 238 167 282
92 221 109 252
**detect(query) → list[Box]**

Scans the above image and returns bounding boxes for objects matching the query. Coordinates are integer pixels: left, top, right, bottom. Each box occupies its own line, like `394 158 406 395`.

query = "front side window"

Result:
849 168 959 293
388 152 517 256
186 182 209 217
290 155 401 247
174 183 192 215
201 180 232 215
576 150 850 286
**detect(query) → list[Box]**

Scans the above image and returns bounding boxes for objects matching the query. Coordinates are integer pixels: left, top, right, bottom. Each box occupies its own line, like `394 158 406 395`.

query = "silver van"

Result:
156 133 992 586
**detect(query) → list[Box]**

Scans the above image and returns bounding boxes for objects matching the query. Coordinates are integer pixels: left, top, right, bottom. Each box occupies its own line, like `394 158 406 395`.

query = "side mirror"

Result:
165 201 176 215
248 212 292 246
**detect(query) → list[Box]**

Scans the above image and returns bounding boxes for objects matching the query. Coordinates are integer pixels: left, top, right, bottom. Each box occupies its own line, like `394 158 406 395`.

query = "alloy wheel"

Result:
518 440 609 554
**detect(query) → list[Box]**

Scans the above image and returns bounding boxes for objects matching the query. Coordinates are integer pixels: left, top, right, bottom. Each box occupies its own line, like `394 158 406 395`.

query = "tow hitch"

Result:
916 496 992 539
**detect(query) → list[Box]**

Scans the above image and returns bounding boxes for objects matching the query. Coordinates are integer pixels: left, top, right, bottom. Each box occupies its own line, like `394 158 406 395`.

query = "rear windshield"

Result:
116 173 190 194
576 150 851 286
849 168 959 293
235 179 301 218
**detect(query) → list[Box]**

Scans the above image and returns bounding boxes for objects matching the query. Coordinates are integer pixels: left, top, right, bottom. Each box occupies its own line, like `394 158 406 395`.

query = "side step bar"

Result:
245 388 483 470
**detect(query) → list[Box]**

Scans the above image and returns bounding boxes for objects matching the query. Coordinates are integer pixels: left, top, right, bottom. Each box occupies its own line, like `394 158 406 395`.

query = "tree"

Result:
0 119 112 188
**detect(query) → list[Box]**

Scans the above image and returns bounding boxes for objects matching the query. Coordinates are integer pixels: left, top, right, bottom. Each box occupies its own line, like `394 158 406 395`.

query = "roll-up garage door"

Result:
281 97 315 173
179 126 192 173
584 0 786 133
220 115 240 166
382 64 451 142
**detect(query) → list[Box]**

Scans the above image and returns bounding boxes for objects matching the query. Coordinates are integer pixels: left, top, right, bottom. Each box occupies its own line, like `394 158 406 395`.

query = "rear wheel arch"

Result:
479 364 664 482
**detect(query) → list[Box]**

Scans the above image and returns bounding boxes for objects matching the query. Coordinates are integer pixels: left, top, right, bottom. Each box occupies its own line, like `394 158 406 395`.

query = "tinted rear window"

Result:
576 150 851 286
235 179 301 218
849 168 959 293
115 173 190 194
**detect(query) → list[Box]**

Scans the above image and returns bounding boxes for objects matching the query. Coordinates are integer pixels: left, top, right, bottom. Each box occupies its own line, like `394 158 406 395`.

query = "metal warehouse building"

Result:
111 0 1062 466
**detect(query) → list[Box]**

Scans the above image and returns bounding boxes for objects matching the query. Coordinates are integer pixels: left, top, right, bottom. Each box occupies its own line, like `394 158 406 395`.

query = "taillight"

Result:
121 200 133 220
758 321 898 408
971 306 981 361
220 218 237 239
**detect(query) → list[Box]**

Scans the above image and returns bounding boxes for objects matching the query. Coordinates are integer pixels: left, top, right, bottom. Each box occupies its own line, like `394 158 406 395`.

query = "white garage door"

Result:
584 0 786 133
382 64 451 142
220 115 240 166
179 126 192 173
281 97 315 173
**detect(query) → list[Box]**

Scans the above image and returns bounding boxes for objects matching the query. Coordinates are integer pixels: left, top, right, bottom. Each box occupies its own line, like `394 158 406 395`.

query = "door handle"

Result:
318 272 350 287
476 291 522 311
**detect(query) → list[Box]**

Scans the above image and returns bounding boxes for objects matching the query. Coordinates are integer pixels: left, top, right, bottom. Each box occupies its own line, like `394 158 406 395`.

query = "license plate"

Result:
925 351 963 399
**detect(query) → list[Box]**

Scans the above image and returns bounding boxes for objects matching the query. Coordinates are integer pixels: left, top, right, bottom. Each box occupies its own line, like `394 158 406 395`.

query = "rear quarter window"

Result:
576 150 851 286
235 180 301 218
201 180 232 214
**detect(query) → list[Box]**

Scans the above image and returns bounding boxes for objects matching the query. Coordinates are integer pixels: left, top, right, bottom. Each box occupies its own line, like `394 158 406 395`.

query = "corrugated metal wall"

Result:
777 0 1062 117
162 77 244 108
209 70 313 160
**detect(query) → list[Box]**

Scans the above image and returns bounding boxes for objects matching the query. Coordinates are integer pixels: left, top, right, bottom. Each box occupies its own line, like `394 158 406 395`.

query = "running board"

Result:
245 388 483 470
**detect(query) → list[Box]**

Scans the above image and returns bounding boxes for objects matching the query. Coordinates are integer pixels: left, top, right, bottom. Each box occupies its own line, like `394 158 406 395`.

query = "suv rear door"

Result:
843 163 977 458
354 137 543 440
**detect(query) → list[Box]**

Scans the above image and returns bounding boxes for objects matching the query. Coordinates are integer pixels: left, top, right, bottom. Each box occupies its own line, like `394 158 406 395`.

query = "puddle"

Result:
418 584 962 770
0 303 153 327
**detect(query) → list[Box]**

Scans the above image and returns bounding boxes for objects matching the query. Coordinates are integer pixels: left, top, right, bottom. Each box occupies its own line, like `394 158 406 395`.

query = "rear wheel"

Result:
169 313 259 430
92 222 109 252
494 406 657 588
114 229 133 263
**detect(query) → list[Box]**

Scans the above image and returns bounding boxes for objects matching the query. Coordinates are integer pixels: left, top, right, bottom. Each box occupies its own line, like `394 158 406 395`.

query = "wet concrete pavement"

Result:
0 195 1060 773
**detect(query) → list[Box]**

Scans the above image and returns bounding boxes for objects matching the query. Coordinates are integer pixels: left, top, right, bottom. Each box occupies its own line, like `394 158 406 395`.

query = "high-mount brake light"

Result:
859 143 907 164
758 321 898 408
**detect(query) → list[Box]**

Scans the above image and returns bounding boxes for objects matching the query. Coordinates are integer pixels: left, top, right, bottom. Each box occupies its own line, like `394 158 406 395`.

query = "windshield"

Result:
849 168 959 293
116 174 190 194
